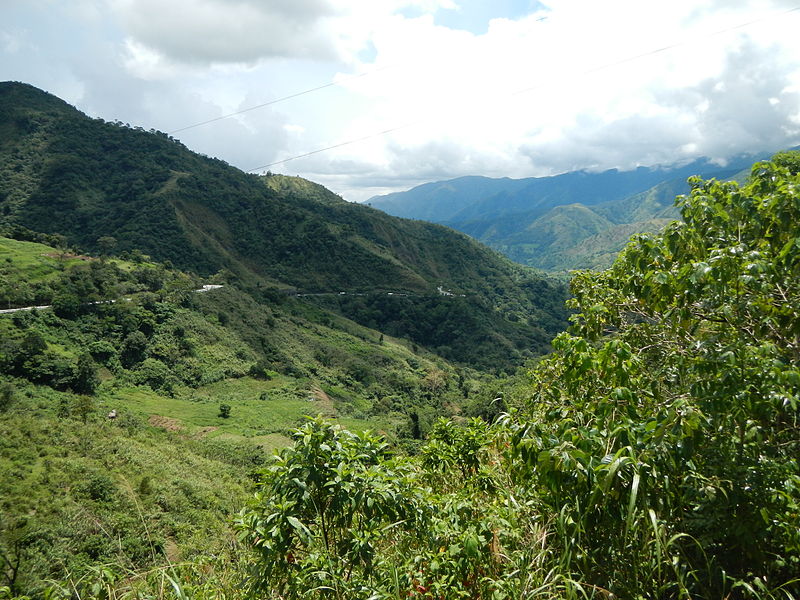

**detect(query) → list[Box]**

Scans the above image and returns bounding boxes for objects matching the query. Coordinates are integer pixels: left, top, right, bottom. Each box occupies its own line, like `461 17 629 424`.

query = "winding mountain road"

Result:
0 284 224 315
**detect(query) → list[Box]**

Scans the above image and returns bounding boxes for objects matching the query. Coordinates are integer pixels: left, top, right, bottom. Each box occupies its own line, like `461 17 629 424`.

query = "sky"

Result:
2 0 800 202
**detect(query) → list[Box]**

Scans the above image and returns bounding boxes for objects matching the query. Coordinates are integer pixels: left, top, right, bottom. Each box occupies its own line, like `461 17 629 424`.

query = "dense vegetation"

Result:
0 235 509 597
7 155 795 599
234 155 800 598
0 81 568 371
3 75 799 599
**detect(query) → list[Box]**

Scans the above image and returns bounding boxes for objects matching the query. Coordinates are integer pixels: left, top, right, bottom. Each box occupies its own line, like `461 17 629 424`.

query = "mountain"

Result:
0 81 568 594
369 156 764 271
0 81 568 369
365 176 530 222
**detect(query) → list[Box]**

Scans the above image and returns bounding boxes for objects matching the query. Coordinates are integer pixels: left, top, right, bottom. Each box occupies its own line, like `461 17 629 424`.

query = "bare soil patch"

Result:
148 415 183 432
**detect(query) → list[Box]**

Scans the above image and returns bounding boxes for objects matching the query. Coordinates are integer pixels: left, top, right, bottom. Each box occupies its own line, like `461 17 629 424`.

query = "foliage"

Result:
0 390 250 598
0 234 503 596
239 419 416 597
6 82 798 598
504 157 800 596
237 158 800 599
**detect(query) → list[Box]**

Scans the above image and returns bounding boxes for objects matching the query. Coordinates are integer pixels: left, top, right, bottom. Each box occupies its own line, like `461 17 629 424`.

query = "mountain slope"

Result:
369 156 766 271
0 81 568 369
2 233 513 595
366 176 530 222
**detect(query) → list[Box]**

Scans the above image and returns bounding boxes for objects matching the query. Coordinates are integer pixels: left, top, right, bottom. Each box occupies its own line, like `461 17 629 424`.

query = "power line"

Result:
167 64 398 135
246 5 800 173
168 15 550 136
251 121 419 171
514 5 800 97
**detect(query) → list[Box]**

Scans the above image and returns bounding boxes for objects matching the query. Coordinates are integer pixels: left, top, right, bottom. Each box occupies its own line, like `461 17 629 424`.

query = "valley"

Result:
1 80 799 599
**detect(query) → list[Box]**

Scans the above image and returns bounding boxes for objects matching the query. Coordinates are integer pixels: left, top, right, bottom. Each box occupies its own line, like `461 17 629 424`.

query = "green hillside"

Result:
0 234 518 595
2 73 799 598
365 176 529 222
458 167 743 273
231 155 800 600
12 156 789 600
0 81 568 370
494 203 615 267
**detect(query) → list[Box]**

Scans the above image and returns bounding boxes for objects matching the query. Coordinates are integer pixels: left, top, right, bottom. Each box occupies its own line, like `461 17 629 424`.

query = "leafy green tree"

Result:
218 403 231 419
70 353 99 395
0 382 14 413
771 148 800 174
19 332 45 358
506 157 800 596
96 235 116 259
238 418 420 598
51 290 82 318
120 330 147 368
134 358 173 392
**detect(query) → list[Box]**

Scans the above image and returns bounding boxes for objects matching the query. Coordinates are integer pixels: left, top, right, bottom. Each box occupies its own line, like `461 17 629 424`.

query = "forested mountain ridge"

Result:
3 72 800 598
369 155 763 271
0 81 568 369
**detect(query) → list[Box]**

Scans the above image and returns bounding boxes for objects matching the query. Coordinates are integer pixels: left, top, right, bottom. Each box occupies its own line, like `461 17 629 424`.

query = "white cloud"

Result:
299 0 800 198
111 0 342 67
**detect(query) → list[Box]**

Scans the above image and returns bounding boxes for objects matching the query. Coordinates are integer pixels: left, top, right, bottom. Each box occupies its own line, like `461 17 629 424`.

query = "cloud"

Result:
518 113 699 173
310 0 800 197
112 0 341 66
110 0 463 70
515 39 800 173
689 41 800 156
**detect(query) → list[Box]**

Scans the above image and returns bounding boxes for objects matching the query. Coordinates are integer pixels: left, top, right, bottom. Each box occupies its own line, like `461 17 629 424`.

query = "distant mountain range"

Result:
368 156 767 271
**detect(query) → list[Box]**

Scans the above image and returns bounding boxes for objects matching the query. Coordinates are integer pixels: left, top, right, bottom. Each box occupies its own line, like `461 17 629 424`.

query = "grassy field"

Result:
100 375 400 453
0 237 83 281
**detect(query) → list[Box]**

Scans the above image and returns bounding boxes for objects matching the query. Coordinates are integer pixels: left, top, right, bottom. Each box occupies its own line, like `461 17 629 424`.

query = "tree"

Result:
71 353 99 395
771 148 800 174
0 382 15 412
52 290 82 319
96 235 117 259
238 418 420 598
218 403 231 419
120 330 147 368
507 157 800 596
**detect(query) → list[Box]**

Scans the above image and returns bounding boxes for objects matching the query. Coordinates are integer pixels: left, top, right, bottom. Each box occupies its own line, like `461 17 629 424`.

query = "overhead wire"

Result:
168 15 551 137
167 63 398 135
247 4 800 173
194 6 800 173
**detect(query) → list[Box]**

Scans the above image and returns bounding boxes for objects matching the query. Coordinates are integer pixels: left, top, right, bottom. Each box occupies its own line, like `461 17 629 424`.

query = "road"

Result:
0 284 225 315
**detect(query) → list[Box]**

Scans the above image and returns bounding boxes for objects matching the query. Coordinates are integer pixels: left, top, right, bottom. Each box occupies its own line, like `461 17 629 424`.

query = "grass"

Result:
0 237 83 284
0 236 145 282
0 384 252 597
99 376 399 449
